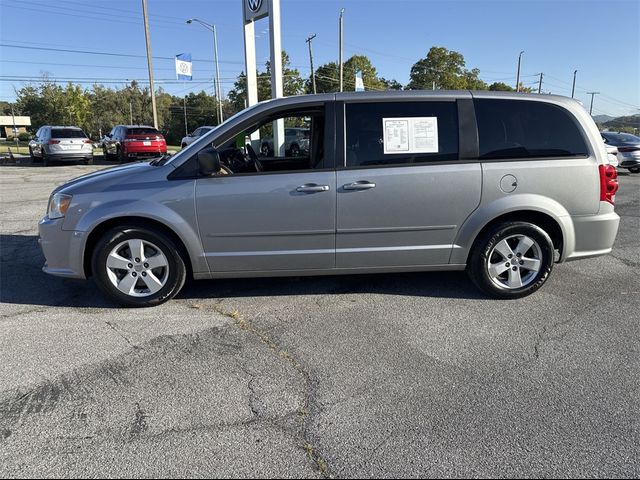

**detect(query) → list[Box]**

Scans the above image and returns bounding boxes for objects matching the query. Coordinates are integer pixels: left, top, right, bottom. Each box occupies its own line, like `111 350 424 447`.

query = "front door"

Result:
336 100 481 268
196 105 336 272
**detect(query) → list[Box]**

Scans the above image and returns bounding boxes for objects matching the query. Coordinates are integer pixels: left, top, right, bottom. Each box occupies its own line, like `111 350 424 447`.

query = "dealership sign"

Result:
244 0 269 22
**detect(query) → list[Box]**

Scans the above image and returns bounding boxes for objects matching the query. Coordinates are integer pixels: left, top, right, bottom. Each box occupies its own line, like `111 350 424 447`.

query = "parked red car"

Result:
103 125 167 162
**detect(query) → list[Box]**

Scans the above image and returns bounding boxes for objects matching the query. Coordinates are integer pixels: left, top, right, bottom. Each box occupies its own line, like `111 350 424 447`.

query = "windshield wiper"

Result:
150 154 171 166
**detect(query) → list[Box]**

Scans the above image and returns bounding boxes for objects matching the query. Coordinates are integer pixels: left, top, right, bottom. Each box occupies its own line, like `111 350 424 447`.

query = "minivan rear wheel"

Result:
92 226 186 307
467 222 553 299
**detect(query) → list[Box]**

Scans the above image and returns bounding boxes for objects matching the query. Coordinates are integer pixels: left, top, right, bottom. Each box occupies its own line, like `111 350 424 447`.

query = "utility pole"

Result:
306 34 317 94
183 95 188 136
339 8 345 92
571 70 578 98
538 72 543 94
129 100 133 124
515 50 524 92
141 0 158 128
587 92 600 115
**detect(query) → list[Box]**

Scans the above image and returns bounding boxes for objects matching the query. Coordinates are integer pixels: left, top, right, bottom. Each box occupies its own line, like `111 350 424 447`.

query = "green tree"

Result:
380 77 403 90
228 51 303 112
489 82 515 91
312 55 385 93
407 46 487 90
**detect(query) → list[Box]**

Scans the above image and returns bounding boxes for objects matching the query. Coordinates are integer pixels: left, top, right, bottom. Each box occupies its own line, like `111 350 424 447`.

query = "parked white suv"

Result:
181 126 216 148
29 126 93 166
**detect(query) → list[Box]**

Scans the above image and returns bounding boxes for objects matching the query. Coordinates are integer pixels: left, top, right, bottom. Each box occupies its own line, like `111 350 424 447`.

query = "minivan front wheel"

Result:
468 222 553 299
92 226 186 307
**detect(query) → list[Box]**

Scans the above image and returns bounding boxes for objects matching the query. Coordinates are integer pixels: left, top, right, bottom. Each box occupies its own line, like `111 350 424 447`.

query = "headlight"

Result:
47 193 73 219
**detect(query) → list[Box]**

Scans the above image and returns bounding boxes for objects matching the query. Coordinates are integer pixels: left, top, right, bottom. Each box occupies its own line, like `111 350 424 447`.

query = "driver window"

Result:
216 108 325 175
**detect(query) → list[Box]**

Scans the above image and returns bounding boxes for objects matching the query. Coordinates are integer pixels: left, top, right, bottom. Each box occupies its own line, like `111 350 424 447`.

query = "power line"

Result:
0 43 245 65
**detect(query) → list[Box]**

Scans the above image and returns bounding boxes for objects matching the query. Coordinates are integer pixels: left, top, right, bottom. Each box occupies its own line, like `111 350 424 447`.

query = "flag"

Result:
175 53 193 81
355 70 364 92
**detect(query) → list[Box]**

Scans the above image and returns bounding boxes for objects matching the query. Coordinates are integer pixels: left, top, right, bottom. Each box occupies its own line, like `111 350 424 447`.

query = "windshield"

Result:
128 127 161 136
603 132 640 143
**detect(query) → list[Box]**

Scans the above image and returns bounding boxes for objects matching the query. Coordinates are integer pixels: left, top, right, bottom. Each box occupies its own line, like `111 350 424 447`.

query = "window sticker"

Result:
383 117 439 154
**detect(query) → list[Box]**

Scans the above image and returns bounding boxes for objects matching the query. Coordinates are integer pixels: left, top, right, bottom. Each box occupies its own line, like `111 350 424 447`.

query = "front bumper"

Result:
38 216 87 279
618 152 640 168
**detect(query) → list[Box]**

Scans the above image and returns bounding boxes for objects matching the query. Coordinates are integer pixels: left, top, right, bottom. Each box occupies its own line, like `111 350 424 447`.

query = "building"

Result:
0 116 32 139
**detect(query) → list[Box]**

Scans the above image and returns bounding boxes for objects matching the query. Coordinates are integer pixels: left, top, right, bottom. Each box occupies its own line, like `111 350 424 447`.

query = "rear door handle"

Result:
296 184 330 193
343 181 376 190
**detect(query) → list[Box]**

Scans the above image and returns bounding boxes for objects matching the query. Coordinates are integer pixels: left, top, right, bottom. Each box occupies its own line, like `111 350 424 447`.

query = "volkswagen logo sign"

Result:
247 0 263 12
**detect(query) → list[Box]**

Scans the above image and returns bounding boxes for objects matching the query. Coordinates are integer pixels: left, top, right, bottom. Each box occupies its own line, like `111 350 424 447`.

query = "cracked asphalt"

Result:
1 159 639 478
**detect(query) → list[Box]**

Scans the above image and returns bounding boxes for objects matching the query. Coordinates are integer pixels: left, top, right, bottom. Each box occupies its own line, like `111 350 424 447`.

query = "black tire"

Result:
42 152 50 167
91 225 187 307
82 156 94 165
290 143 300 157
29 147 36 163
103 148 113 161
181 143 187 149
467 221 554 299
629 167 639 174
117 147 125 163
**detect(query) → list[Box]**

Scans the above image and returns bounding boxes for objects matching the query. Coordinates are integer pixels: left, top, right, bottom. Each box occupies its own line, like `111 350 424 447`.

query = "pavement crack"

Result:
105 321 142 351
212 303 334 479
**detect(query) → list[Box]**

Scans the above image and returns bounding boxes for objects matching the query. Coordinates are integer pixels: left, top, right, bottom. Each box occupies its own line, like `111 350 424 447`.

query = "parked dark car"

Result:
601 132 640 173
103 125 167 162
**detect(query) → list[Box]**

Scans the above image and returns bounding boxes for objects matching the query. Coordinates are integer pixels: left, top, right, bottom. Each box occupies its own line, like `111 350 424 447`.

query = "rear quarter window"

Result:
475 99 589 160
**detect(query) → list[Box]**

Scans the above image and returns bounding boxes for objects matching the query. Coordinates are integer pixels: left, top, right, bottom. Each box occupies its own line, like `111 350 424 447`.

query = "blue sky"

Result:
0 0 638 117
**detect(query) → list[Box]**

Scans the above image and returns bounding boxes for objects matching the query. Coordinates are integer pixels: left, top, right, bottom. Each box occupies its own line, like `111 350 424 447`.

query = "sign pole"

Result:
269 0 284 156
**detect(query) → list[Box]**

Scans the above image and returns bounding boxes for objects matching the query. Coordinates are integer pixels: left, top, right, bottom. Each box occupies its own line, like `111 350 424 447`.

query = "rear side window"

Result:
127 128 160 136
344 101 459 167
51 128 87 138
475 99 589 160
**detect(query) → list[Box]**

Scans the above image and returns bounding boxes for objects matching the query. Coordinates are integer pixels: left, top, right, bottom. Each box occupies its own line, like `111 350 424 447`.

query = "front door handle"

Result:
296 184 330 193
343 181 376 191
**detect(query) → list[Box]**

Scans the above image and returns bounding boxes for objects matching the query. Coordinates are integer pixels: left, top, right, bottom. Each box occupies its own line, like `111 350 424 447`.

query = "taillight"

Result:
599 164 618 205
84 139 93 144
48 140 60 144
618 146 639 152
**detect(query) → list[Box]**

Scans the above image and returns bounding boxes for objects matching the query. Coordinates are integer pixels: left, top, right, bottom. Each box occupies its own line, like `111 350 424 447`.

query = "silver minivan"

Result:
38 91 620 307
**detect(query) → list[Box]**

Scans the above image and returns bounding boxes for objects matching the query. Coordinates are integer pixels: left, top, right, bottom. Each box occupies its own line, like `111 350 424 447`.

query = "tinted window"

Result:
127 127 160 136
602 132 640 144
344 101 458 167
51 128 87 138
475 99 589 159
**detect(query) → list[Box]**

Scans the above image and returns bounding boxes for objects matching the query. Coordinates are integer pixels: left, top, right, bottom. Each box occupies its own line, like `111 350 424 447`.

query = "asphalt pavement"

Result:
1 157 638 478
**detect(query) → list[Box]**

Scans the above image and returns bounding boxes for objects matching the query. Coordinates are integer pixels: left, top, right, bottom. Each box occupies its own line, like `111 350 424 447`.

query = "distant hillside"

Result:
602 114 640 132
593 114 614 123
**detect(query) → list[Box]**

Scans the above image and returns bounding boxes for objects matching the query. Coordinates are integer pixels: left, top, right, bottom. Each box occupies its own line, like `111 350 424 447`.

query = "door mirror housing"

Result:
198 147 221 176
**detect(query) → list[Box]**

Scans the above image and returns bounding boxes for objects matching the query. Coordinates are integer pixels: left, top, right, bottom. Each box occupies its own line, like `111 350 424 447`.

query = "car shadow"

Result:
0 234 483 308
0 154 121 168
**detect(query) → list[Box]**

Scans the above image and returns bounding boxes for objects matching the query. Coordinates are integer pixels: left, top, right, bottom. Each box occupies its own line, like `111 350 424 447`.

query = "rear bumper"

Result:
565 210 620 262
47 152 93 162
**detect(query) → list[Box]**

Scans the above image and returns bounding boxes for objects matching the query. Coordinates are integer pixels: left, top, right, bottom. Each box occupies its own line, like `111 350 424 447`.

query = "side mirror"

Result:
198 147 221 176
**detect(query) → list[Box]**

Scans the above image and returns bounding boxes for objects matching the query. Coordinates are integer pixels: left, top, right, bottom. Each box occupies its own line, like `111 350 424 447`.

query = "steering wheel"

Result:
245 144 263 172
